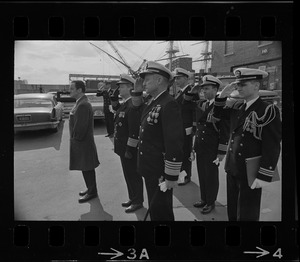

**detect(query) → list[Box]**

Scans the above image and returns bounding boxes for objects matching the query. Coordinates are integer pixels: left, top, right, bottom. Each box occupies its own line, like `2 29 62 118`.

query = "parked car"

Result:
14 93 63 133
86 92 105 120
56 91 76 116
228 89 281 106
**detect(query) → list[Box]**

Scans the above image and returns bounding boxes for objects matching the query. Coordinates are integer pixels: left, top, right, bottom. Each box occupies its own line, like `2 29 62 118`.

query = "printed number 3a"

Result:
273 248 283 259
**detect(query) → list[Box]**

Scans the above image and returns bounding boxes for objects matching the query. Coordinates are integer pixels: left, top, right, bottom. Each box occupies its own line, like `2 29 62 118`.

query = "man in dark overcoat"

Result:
113 74 144 213
173 67 194 185
69 80 100 203
213 68 282 221
137 61 184 221
192 75 230 214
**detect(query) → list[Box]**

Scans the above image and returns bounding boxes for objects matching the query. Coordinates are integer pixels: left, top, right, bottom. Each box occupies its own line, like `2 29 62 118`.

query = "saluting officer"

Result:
173 68 194 185
213 68 282 221
113 74 144 213
192 75 230 214
96 82 114 138
137 61 184 221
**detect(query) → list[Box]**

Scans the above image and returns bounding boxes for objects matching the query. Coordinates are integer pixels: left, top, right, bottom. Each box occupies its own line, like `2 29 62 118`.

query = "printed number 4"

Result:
273 248 283 259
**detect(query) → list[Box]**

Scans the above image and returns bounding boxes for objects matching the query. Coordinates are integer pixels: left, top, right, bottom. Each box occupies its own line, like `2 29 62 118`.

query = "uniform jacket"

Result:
194 100 230 158
96 89 112 113
69 95 100 171
175 84 195 135
213 96 282 182
114 98 141 157
137 90 184 181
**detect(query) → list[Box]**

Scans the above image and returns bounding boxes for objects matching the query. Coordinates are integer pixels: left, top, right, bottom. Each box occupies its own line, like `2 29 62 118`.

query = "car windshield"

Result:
14 98 53 108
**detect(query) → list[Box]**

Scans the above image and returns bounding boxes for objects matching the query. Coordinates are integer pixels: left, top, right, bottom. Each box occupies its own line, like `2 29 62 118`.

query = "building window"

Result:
258 41 273 47
224 41 234 55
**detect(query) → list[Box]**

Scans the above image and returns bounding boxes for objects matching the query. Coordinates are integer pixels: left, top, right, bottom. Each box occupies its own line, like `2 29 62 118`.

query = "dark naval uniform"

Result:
175 84 194 181
137 90 184 221
213 96 282 221
114 97 144 206
96 88 115 136
194 99 230 208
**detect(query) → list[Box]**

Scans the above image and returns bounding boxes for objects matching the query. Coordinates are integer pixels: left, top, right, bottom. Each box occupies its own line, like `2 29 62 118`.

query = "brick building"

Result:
165 57 193 72
211 41 282 91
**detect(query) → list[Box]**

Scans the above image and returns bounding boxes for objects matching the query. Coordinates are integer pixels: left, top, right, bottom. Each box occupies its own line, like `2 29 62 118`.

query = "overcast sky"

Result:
14 40 209 85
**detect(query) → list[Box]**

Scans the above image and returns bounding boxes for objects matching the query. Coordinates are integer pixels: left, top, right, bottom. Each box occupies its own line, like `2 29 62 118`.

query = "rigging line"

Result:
140 41 155 58
179 41 185 55
155 42 168 60
116 41 144 60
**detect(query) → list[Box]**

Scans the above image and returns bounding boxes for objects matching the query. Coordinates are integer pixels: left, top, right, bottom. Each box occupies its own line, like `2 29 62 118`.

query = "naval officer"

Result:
192 75 230 214
173 67 194 185
213 68 282 221
136 61 184 221
113 74 144 213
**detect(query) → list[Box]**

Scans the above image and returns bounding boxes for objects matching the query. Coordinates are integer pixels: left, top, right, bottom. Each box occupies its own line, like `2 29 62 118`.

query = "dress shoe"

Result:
125 204 143 213
121 200 132 207
201 203 215 214
79 189 88 197
78 193 98 203
193 201 206 208
178 177 191 186
105 134 110 137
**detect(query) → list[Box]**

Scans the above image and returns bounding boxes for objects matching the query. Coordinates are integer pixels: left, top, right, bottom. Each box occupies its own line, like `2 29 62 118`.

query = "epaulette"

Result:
243 103 278 140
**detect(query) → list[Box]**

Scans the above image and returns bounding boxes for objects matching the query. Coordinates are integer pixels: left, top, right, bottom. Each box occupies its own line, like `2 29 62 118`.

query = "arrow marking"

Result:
244 246 270 258
98 248 124 259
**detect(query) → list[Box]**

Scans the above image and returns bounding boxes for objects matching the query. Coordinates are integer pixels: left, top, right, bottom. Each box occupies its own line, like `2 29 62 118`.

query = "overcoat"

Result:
69 95 100 171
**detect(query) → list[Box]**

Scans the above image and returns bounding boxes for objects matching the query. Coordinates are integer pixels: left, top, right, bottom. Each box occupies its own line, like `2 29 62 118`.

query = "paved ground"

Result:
14 118 281 221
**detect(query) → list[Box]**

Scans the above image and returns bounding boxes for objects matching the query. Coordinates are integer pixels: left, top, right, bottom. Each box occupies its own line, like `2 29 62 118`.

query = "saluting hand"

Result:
134 77 144 93
219 82 237 98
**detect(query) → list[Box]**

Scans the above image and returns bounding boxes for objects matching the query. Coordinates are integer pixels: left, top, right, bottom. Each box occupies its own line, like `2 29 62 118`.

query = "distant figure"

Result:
96 82 114 138
69 80 100 203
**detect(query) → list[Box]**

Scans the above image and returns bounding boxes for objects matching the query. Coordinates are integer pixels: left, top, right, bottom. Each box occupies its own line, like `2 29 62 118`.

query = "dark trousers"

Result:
82 169 97 195
104 111 114 135
181 134 193 179
144 176 174 221
226 171 262 221
120 154 144 205
196 153 219 205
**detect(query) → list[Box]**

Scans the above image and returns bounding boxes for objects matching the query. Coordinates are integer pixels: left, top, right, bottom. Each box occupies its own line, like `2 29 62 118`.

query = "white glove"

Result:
250 178 271 189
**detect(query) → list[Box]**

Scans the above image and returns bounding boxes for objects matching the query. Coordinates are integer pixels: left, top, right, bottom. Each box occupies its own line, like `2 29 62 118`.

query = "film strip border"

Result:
8 222 298 260
0 2 292 39
1 1 296 261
